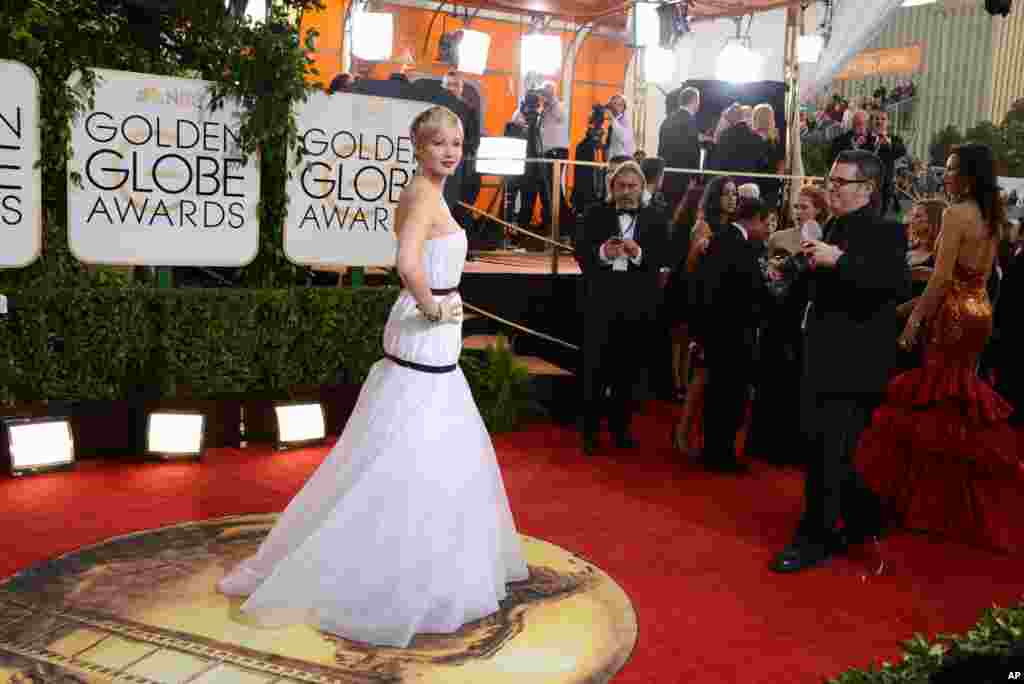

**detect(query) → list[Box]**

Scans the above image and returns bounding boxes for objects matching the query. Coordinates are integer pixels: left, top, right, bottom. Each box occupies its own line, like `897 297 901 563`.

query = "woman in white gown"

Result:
217 105 529 648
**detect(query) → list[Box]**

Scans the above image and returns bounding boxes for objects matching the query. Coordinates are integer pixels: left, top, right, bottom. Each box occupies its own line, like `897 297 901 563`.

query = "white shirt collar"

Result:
733 222 748 241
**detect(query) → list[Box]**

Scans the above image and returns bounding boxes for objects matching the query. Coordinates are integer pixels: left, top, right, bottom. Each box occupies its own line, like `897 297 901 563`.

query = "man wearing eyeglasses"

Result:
770 149 910 574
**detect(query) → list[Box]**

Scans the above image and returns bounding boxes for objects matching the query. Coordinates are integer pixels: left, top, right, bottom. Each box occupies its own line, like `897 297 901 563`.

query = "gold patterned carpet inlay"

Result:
0 515 637 684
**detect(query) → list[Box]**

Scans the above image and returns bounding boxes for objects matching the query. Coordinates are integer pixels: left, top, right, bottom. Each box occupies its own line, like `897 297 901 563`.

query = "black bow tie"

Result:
616 208 639 216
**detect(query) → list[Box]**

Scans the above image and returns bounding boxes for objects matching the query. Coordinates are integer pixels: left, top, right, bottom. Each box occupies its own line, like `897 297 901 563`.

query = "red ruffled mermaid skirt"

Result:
857 356 1024 554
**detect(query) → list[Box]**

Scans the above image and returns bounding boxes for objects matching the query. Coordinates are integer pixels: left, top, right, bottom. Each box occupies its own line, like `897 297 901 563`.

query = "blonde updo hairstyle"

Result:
409 105 463 162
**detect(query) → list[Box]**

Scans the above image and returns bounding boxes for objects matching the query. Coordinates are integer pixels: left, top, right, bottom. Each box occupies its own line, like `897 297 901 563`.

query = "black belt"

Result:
431 287 458 295
383 353 458 374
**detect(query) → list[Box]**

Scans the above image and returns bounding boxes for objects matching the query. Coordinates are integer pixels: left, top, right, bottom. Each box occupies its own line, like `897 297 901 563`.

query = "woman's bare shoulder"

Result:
401 175 440 206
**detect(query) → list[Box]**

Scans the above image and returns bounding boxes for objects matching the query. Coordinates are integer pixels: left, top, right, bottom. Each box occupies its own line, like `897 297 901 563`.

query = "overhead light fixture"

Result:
717 17 762 84
644 45 676 84
3 417 76 476
521 33 561 76
476 137 527 176
901 0 936 6
457 29 491 75
274 402 327 450
716 41 763 83
798 34 825 63
352 9 393 61
632 1 661 47
245 0 267 22
146 411 206 461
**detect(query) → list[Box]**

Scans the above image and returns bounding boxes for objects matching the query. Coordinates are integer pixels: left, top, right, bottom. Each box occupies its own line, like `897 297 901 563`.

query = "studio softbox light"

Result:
3 417 76 476
146 411 206 460
274 402 327 450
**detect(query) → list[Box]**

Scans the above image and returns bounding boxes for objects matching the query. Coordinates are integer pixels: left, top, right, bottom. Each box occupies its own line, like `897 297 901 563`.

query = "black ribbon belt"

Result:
383 353 458 374
431 287 458 295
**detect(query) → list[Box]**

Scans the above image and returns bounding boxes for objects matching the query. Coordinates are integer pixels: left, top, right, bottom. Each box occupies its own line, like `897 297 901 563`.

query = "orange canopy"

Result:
444 0 800 30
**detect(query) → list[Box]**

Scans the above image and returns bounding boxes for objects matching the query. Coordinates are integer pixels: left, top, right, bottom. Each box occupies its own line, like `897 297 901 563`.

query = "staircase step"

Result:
463 334 502 350
517 355 574 377
462 336 573 377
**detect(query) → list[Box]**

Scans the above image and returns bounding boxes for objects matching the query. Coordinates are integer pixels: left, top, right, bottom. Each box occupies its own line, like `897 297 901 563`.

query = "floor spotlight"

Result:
274 402 326 450
3 416 76 476
146 411 206 461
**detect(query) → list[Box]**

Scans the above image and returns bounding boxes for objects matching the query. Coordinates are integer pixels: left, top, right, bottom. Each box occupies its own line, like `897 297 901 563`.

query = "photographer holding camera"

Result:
511 81 569 232
769 150 910 574
571 103 611 213
605 94 636 160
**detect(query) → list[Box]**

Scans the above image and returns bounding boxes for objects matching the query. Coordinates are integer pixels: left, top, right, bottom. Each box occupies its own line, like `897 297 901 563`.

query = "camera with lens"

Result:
762 251 813 299
521 90 543 116
779 251 813 278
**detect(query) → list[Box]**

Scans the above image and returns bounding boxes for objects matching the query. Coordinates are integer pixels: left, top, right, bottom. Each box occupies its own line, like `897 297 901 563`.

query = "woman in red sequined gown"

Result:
856 144 1024 553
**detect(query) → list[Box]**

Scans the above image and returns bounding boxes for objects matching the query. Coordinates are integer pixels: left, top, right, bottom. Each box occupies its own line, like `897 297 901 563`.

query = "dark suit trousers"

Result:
797 392 883 541
583 307 646 438
702 340 754 465
518 149 567 228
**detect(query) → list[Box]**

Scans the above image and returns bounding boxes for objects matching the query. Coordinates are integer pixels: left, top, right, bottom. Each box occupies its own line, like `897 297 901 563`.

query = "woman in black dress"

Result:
668 175 738 452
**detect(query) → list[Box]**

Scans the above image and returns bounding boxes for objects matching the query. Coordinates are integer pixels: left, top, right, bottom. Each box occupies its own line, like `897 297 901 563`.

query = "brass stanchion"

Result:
551 159 562 275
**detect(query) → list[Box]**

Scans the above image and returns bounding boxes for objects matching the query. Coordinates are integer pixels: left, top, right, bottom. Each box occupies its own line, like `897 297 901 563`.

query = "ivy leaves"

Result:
0 0 325 289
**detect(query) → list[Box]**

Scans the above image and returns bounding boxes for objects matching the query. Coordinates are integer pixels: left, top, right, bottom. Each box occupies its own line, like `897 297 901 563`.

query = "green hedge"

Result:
0 287 394 401
830 603 1024 683
0 287 539 433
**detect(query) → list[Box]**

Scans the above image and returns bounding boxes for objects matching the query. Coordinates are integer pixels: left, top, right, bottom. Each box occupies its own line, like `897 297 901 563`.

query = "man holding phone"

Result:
577 160 669 455
771 150 910 573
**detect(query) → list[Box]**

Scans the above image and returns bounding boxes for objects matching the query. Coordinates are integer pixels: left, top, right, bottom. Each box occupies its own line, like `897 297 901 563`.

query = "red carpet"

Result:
2 401 1022 683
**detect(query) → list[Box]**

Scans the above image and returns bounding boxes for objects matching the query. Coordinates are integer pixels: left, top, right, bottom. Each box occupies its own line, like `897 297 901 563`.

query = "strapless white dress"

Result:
217 229 529 648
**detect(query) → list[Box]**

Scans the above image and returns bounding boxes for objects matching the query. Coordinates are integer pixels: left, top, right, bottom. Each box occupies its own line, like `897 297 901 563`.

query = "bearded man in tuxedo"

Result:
577 160 671 455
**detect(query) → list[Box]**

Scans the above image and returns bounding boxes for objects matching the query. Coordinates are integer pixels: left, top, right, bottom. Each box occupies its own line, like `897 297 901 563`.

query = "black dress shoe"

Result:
614 433 638 449
841 522 887 547
770 542 831 573
701 455 749 474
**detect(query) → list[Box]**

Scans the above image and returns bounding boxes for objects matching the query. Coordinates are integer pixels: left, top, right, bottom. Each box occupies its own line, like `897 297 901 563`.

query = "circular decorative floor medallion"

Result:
0 515 637 684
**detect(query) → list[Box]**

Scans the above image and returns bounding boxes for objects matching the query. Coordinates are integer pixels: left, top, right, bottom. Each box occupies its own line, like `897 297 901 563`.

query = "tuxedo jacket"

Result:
658 109 700 173
577 202 671 319
802 205 910 396
697 223 770 356
830 130 872 164
993 243 1023 359
707 123 774 187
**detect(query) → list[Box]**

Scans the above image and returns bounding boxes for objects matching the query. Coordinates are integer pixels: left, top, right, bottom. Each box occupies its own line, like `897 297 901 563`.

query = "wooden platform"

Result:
465 251 581 275
463 335 573 377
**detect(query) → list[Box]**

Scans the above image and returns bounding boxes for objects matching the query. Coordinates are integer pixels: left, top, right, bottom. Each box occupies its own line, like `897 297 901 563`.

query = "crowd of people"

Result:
575 85 1024 571
323 71 1024 566
209 67 1024 647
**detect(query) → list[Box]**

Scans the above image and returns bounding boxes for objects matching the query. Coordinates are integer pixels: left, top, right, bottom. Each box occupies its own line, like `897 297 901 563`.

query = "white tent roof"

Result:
799 0 904 102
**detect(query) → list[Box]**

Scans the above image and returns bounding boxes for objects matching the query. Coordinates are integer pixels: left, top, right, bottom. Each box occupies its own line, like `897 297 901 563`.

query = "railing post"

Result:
551 159 561 275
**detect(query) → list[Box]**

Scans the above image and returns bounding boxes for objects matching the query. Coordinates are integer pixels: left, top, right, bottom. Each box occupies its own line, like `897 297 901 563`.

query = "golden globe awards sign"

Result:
0 60 42 268
67 69 260 266
285 92 431 267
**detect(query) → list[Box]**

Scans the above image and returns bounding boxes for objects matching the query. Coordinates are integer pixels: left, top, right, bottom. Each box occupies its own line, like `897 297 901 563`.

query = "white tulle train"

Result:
218 230 529 648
